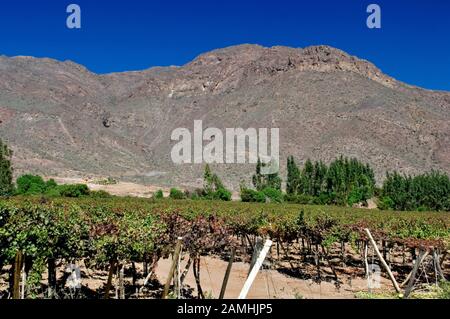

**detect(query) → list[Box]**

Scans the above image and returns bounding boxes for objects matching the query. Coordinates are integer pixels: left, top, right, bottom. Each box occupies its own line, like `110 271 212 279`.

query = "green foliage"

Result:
262 187 283 203
46 179 58 190
202 165 231 201
355 291 400 299
16 174 96 198
213 187 232 201
154 189 164 199
186 188 205 200
240 187 266 203
437 281 450 299
45 187 62 197
169 188 185 200
15 174 93 198
252 158 281 191
90 190 112 198
286 156 301 195
356 281 450 299
203 164 214 194
57 184 90 197
243 158 283 202
381 170 450 211
285 156 376 206
378 196 394 210
93 177 118 185
203 164 224 193
16 174 48 195
284 193 315 205
0 196 448 298
0 139 14 196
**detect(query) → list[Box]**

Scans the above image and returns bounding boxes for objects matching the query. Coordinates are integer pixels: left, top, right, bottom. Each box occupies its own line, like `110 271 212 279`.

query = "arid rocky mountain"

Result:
1 44 449 190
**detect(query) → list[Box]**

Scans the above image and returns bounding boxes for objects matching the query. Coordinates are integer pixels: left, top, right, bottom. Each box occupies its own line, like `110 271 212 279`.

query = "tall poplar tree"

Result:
0 138 14 196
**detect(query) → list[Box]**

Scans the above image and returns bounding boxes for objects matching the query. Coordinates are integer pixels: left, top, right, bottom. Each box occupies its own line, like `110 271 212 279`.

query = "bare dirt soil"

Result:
154 256 393 299
48 176 242 199
0 254 395 299
49 176 167 198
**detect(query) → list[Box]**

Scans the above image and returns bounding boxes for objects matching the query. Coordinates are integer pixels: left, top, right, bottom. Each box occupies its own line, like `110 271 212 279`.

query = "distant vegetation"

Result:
201 164 232 201
240 156 376 206
239 155 448 212
380 170 450 211
153 189 164 199
284 156 376 206
169 187 185 200
1 140 448 299
92 177 118 185
1 196 448 299
167 164 232 201
0 139 14 196
240 158 283 203
0 138 448 211
14 174 109 198
16 175 57 195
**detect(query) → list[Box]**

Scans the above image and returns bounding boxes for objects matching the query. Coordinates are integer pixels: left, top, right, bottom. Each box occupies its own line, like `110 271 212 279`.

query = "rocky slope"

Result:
1 44 449 189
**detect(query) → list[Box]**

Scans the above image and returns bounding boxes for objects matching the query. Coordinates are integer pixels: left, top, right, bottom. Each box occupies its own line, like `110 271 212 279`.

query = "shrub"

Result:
16 175 47 195
183 188 204 200
194 188 207 197
45 187 61 197
252 158 282 191
0 139 14 196
381 170 450 211
154 189 164 199
240 188 266 203
214 187 232 201
284 193 315 204
16 175 61 196
169 188 185 200
286 156 376 206
316 193 335 205
184 189 194 199
190 193 200 200
57 184 90 197
94 177 118 185
378 196 394 210
46 179 58 190
262 187 283 203
347 188 364 206
202 165 231 201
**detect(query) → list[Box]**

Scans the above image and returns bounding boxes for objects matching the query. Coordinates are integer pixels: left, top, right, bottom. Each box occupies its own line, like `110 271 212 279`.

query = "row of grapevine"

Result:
0 197 448 298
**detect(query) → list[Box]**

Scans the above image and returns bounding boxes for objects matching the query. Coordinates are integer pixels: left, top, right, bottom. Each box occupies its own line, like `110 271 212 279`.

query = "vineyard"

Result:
0 196 449 299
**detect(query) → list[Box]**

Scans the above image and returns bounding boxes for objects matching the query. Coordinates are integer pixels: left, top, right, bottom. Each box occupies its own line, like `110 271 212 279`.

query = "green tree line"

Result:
0 139 14 196
1 138 448 211
285 155 376 206
380 170 450 211
241 155 449 212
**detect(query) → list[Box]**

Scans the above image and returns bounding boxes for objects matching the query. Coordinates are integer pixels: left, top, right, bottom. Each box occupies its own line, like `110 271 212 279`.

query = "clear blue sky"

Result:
0 0 449 91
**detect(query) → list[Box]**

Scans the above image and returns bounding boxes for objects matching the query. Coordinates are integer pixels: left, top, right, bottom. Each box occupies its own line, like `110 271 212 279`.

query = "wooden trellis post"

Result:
364 229 400 293
12 251 23 299
401 251 429 287
433 250 446 281
248 237 263 276
163 237 183 299
219 247 236 299
104 260 117 299
404 249 426 298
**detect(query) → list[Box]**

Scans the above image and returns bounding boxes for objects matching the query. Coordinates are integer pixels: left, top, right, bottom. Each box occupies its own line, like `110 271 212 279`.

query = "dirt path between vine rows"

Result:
153 255 393 299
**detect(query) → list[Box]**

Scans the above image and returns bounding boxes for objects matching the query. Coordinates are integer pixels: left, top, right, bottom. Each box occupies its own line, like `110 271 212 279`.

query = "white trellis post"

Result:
238 239 272 299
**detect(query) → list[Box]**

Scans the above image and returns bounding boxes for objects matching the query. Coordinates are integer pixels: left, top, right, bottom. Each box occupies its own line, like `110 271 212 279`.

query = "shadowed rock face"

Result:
0 44 449 189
